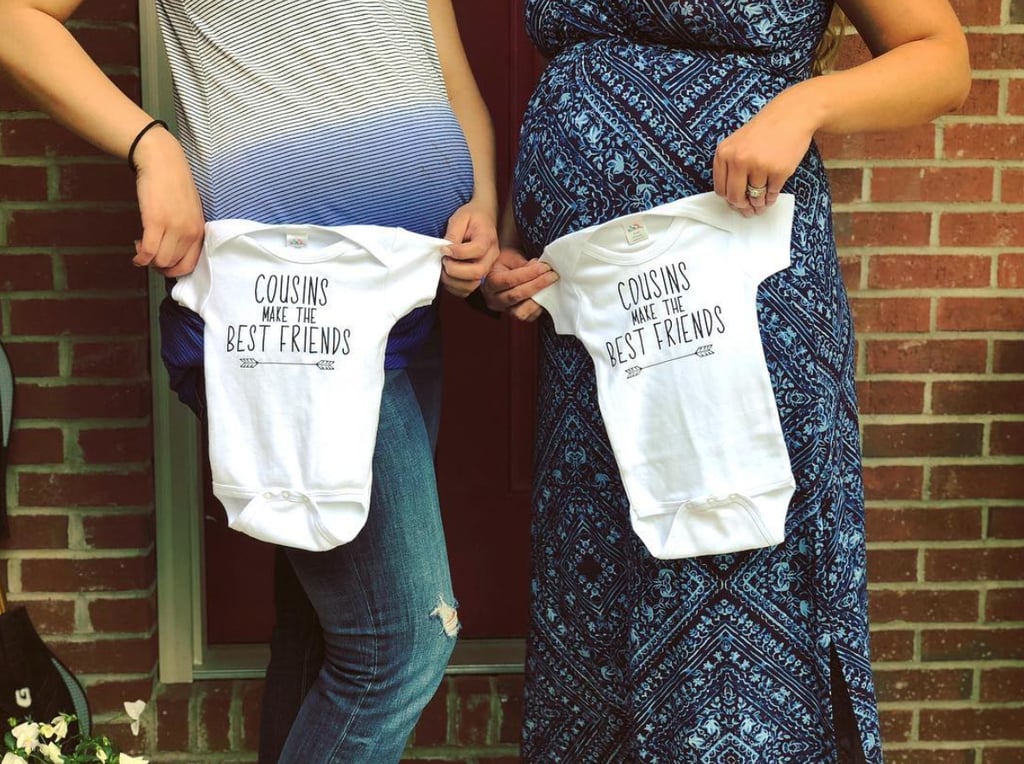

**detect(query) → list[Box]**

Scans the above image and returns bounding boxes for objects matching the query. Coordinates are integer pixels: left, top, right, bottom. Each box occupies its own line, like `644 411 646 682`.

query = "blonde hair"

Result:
812 7 847 75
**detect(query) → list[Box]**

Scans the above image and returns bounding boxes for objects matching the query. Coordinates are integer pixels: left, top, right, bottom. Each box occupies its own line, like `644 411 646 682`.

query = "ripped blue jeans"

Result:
162 295 456 762
269 366 457 763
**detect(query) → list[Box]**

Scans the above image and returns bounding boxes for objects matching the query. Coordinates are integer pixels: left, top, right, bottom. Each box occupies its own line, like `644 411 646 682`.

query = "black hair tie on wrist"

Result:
127 119 168 172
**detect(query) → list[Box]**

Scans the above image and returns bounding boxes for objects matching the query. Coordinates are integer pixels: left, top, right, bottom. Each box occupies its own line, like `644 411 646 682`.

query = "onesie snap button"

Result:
263 491 274 500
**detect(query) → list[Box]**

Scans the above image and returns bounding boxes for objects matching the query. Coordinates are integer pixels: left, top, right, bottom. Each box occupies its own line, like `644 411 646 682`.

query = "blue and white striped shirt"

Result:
155 0 474 389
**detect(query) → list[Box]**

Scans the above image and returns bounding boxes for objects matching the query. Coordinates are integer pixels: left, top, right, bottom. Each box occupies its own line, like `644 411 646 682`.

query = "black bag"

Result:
0 340 92 745
0 600 92 740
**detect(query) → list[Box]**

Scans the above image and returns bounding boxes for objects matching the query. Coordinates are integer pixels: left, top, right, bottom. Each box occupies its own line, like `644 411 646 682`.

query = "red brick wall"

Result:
1 1 1021 762
820 1 1024 761
0 0 159 753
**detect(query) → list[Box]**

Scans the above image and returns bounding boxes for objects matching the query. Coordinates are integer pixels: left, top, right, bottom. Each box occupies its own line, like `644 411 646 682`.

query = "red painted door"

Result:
204 0 542 644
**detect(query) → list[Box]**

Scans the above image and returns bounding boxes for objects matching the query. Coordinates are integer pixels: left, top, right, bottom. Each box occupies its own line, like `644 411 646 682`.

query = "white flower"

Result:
37 742 64 764
118 755 149 764
96 751 108 764
44 716 69 741
2 753 29 764
10 722 40 752
123 700 147 737
38 718 67 743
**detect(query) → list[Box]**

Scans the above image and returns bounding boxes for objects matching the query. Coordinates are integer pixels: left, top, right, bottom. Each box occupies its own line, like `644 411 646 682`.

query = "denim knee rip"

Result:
430 595 460 638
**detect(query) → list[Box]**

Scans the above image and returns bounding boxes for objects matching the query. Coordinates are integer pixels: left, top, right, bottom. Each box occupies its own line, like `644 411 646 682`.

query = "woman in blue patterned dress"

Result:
483 1 969 761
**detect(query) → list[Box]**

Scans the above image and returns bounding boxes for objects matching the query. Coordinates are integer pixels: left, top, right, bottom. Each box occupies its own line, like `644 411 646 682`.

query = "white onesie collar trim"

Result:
641 192 742 234
579 192 739 265
203 219 400 264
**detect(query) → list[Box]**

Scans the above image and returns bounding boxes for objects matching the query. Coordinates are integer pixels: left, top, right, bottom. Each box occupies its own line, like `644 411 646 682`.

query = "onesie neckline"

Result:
205 219 396 266
581 214 692 264
235 231 372 265
578 193 739 265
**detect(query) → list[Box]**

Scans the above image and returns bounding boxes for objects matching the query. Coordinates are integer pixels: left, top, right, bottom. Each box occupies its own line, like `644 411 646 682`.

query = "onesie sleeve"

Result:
532 241 578 336
384 230 445 320
741 192 796 282
170 239 214 317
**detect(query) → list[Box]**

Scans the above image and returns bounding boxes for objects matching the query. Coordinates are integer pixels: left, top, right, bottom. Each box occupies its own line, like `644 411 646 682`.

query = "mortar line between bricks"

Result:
870 581 1024 591
4 499 156 512
882 742 1017 751
841 246 1024 254
852 287 1024 298
827 159 1024 169
873 626 1024 637
0 200 139 210
4 503 157 514
860 413 1024 423
866 551 1023 561
2 286 150 295
46 159 60 203
856 369 1024 378
873 659 1024 669
865 496 1024 505
4 633 160 649
941 114 1024 124
0 549 154 561
861 456 1024 466
876 700 1024 704
864 493 1024 499
834 202 1024 212
3 500 159 517
889 736 1024 746
0 247 141 254
488 676 500 745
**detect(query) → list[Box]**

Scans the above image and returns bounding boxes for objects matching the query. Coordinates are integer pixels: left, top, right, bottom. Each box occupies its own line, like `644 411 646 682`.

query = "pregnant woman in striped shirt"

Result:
0 1 499 762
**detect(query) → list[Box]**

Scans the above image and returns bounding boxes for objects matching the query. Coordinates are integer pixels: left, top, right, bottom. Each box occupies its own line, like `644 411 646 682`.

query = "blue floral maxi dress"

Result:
512 2 883 762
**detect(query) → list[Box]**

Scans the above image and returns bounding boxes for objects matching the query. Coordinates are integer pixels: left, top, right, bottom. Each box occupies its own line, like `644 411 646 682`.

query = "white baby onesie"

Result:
532 192 797 559
172 220 447 551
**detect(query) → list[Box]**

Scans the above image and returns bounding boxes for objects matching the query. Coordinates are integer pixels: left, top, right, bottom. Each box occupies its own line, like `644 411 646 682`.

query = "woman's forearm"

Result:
452 87 498 215
427 0 498 218
712 0 968 216
794 0 971 136
779 34 970 138
0 1 204 276
0 2 155 158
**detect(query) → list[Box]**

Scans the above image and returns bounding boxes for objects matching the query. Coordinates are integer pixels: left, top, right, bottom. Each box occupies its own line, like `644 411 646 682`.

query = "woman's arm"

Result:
0 0 150 156
0 0 204 275
715 0 970 215
427 0 500 297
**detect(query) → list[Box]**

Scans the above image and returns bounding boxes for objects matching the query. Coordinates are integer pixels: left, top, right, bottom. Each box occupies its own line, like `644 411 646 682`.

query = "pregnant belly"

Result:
202 104 474 236
514 39 798 252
